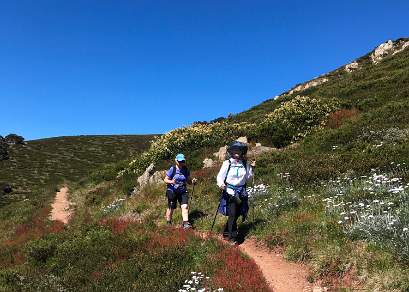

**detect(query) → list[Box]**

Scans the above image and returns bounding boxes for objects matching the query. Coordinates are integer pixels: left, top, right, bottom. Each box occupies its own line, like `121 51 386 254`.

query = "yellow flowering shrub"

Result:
119 95 339 176
258 95 340 146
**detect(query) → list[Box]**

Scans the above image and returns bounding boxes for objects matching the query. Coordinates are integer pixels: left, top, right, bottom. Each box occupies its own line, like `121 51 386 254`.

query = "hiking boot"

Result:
228 238 238 245
182 221 192 229
166 220 172 226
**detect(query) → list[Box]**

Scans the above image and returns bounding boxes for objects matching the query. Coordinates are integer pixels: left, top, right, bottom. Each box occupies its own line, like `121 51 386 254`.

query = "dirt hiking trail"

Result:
50 186 72 224
197 231 322 292
49 188 321 291
239 238 320 292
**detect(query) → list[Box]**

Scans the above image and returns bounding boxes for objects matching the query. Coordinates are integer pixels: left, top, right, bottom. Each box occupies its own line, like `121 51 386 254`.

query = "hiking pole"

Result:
252 159 256 223
210 190 223 232
190 183 195 207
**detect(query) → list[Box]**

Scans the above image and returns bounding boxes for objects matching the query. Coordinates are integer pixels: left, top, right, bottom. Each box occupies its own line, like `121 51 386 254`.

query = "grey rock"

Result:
236 136 248 144
345 61 359 73
149 170 166 185
203 158 215 168
213 145 227 161
289 77 328 95
247 145 276 159
137 163 155 188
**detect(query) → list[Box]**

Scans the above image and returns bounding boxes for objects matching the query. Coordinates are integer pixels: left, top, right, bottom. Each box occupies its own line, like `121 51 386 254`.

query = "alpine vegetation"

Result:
178 272 223 292
324 166 409 261
120 95 339 177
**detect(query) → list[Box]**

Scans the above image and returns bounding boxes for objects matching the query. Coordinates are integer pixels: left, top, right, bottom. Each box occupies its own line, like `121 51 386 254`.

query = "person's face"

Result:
177 160 186 166
232 153 240 160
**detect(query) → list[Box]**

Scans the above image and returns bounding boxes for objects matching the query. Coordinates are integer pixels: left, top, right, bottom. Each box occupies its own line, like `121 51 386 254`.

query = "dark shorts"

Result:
166 189 189 209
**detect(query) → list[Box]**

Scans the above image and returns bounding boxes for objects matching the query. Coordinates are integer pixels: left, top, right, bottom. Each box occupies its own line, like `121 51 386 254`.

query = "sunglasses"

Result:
177 160 186 163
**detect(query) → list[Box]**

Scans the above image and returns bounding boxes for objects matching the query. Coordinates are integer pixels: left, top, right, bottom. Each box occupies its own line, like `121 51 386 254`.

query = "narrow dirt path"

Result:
50 186 72 224
239 238 318 292
196 230 320 292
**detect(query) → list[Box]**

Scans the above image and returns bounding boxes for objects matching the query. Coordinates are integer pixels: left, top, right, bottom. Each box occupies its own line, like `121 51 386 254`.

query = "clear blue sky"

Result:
1 0 408 140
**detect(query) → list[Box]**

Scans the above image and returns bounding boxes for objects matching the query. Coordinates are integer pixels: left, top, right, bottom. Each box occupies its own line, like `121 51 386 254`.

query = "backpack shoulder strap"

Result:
169 165 177 178
243 159 247 170
224 160 232 184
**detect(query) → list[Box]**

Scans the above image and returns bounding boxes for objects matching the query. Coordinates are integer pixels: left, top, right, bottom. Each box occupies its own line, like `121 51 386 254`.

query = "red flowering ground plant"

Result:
326 108 359 129
211 247 272 292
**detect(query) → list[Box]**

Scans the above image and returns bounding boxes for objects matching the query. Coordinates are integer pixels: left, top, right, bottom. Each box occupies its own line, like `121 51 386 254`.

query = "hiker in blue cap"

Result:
164 153 197 229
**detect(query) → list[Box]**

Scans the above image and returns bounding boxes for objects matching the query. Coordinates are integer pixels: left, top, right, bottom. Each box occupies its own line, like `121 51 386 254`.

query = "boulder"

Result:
247 144 275 159
149 170 166 185
203 158 215 168
137 163 155 188
136 163 166 190
236 136 248 144
213 146 227 161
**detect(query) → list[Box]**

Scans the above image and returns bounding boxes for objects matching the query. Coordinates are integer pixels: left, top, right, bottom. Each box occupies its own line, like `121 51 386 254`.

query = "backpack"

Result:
223 159 247 185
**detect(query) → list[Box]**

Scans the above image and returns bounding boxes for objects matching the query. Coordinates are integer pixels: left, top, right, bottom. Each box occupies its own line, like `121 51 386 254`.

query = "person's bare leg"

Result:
166 208 174 222
181 204 189 222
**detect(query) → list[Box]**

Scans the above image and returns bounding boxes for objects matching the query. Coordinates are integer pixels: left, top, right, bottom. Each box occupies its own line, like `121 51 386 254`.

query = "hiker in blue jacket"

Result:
164 153 197 229
216 141 255 244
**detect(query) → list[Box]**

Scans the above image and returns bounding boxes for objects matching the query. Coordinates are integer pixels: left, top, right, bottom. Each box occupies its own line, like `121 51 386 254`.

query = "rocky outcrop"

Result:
371 39 409 64
392 40 409 56
289 77 329 95
212 137 275 161
136 163 166 190
149 170 166 185
345 61 359 73
247 144 276 159
137 163 155 187
236 136 248 144
213 145 227 161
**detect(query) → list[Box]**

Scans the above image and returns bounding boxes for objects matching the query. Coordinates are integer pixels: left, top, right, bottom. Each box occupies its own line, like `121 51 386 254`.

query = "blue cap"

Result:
175 153 185 161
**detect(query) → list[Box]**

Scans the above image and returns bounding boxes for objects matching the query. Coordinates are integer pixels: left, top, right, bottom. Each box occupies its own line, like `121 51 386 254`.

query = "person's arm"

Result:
216 160 229 189
163 167 176 184
186 171 197 185
164 176 175 184
246 160 255 181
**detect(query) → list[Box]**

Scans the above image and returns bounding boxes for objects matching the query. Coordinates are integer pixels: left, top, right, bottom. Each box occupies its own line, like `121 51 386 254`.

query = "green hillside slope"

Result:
1 135 155 193
2 38 409 291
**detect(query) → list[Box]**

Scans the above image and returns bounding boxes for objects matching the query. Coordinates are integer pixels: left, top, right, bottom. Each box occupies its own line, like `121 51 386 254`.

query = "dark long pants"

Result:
223 197 241 240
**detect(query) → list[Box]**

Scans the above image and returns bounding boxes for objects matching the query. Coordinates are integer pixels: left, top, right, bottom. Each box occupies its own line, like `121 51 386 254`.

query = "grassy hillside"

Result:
2 38 409 291
1 135 155 193
110 38 409 290
0 135 154 250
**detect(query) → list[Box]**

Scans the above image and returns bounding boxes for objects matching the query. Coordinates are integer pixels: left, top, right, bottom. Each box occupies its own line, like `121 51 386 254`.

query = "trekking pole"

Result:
252 160 256 223
210 191 223 232
190 183 195 207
